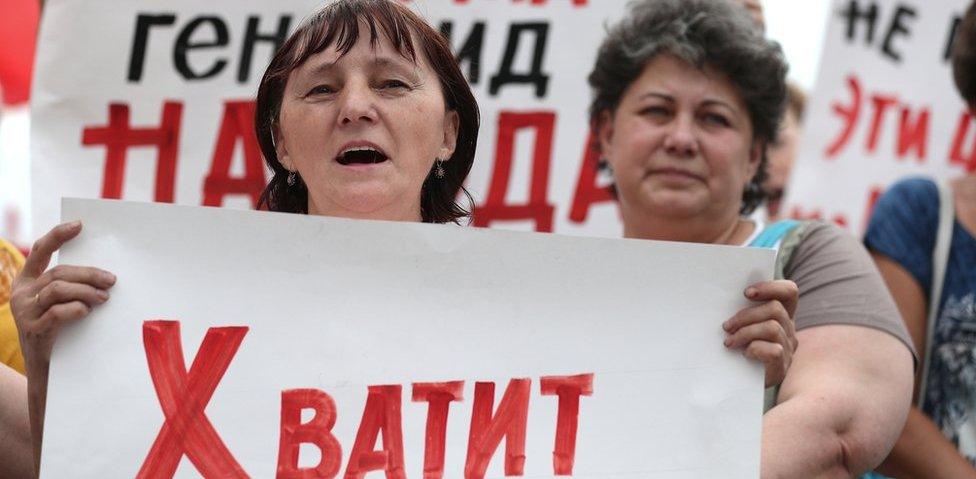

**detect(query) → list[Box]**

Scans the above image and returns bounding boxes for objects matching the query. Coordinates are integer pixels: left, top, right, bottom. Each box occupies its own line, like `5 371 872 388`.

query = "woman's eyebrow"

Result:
299 56 419 78
299 60 338 80
636 92 674 102
370 56 421 77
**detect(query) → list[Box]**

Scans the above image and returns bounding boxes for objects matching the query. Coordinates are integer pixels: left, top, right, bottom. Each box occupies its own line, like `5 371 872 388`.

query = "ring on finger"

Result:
33 292 40 306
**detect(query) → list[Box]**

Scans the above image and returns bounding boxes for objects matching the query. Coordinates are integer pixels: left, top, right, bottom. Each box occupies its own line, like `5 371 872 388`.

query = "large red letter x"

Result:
138 320 249 478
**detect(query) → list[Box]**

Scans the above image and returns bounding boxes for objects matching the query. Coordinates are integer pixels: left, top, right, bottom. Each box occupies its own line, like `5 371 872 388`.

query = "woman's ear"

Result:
746 139 763 179
597 110 614 164
438 110 460 161
273 121 294 171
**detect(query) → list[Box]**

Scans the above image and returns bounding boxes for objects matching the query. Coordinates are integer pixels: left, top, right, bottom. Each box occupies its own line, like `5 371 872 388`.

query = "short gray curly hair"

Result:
588 0 788 214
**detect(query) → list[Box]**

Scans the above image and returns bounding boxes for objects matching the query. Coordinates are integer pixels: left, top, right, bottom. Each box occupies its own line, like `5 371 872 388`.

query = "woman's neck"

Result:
621 208 754 246
952 175 976 237
308 197 423 223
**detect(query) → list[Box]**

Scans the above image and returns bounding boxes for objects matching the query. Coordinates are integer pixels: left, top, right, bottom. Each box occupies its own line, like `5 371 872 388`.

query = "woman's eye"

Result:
640 106 670 118
306 85 335 96
702 113 731 127
378 79 409 90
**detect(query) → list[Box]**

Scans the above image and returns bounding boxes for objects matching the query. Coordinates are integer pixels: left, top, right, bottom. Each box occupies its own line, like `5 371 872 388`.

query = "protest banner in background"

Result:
785 0 976 234
0 0 39 247
41 199 772 478
31 0 630 240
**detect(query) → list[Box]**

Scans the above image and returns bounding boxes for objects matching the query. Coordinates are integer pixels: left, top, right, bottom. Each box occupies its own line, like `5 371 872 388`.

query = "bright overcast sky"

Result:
765 0 833 91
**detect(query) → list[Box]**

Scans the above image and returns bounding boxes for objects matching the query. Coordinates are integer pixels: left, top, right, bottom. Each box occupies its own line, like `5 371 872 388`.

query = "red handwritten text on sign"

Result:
141 321 594 478
139 320 249 478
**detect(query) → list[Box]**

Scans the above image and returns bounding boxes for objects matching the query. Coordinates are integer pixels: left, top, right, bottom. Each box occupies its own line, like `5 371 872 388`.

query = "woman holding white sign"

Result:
587 0 916 476
10 0 803 474
9 0 478 471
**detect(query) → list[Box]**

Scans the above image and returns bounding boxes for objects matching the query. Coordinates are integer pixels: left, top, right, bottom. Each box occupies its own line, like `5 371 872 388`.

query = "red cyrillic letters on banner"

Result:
473 112 556 232
82 102 183 202
139 320 249 478
138 320 594 478
202 100 267 207
277 389 343 479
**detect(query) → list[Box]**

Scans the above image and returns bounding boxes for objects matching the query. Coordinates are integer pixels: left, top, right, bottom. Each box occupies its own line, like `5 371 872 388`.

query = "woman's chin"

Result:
311 188 417 221
631 190 709 219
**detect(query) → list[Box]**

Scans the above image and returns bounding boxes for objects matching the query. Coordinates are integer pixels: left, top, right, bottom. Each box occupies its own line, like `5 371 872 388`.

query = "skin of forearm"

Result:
0 364 34 478
876 407 976 479
25 356 49 476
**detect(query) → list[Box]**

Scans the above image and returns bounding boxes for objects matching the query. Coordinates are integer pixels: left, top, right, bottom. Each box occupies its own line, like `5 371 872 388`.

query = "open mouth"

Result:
336 147 389 166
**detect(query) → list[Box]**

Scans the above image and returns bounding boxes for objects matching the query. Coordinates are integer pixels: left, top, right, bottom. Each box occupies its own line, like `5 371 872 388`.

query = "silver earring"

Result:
287 171 297 186
435 159 446 179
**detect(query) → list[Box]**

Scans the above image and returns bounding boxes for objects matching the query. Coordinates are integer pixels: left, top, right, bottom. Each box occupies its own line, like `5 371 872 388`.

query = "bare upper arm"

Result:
776 324 914 474
869 251 927 363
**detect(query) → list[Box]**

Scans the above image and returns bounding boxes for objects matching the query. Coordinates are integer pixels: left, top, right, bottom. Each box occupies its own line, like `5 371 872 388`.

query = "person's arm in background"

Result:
0 362 33 478
761 324 913 478
859 177 976 478
871 253 976 479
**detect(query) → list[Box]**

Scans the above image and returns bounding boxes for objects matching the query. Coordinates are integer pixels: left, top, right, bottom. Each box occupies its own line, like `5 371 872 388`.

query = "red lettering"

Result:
277 389 343 479
949 110 976 173
789 207 847 228
473 112 556 232
540 374 594 475
896 106 929 161
138 320 248 478
344 385 406 479
465 379 531 479
865 94 898 153
789 206 822 221
568 133 614 223
202 100 267 207
825 75 862 158
82 102 183 201
412 381 465 479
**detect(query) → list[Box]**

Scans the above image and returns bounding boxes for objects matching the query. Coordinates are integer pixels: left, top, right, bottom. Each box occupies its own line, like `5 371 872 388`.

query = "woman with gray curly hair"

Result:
589 0 916 476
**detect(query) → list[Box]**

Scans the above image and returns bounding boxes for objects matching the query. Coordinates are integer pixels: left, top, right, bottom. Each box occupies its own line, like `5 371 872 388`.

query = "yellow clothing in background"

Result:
0 238 25 374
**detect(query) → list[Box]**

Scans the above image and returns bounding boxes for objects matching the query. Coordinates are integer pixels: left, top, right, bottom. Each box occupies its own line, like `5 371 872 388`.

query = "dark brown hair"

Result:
255 0 479 223
953 1 976 108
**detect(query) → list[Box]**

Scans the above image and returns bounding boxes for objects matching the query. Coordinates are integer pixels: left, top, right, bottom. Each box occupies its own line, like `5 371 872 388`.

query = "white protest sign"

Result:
31 0 629 241
42 199 771 478
785 0 975 233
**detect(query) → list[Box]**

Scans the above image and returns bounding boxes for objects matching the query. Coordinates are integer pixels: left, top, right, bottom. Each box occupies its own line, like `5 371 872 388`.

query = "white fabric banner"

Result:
41 198 772 478
786 0 974 233
31 0 630 240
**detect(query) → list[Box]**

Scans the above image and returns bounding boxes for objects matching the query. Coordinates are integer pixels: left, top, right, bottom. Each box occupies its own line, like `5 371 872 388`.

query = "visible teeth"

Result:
341 146 380 155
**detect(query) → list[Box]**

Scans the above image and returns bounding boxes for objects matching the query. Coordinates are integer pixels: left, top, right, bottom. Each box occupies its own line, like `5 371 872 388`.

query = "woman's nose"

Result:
337 82 377 126
663 116 699 157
